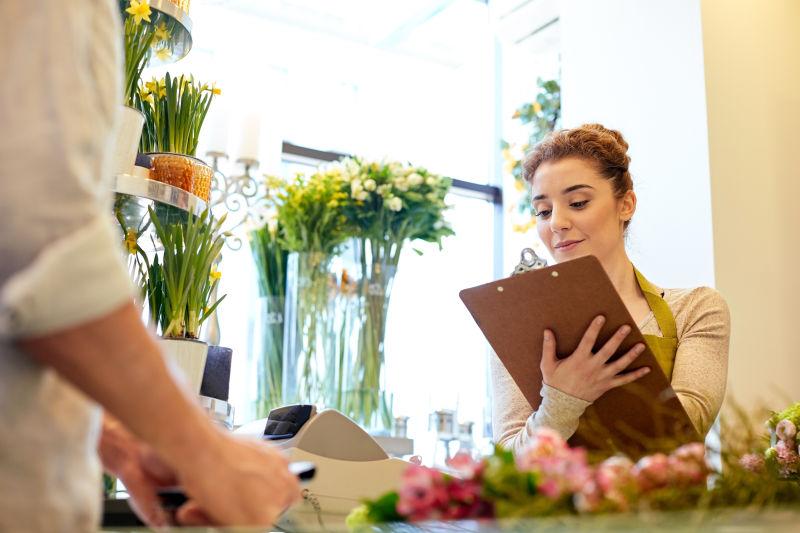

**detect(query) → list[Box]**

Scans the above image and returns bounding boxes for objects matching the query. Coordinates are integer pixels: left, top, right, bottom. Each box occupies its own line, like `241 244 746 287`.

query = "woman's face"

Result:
531 157 635 264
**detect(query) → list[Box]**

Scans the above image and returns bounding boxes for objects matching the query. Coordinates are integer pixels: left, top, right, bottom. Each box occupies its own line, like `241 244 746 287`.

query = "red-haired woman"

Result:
492 124 730 455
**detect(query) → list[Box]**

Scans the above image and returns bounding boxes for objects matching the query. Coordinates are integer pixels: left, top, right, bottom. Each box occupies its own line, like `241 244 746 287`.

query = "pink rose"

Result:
739 453 765 473
446 451 483 479
397 465 448 520
595 456 636 512
776 419 797 443
517 427 569 470
774 440 800 477
632 453 671 491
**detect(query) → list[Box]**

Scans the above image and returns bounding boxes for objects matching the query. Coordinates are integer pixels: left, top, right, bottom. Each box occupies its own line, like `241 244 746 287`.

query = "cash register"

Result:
235 405 410 530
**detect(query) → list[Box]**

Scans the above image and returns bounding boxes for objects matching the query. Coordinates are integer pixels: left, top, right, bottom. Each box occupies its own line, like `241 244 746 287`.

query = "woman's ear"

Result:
619 190 637 223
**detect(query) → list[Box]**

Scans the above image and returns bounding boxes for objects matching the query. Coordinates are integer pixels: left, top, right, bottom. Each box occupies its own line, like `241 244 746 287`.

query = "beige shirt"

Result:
491 286 731 456
0 1 133 531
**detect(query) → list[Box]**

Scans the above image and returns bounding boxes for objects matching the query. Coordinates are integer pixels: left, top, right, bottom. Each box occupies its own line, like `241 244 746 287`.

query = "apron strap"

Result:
634 268 677 339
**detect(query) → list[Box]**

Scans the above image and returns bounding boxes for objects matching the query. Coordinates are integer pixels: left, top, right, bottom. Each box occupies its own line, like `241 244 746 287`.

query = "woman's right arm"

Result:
491 354 591 455
492 317 649 455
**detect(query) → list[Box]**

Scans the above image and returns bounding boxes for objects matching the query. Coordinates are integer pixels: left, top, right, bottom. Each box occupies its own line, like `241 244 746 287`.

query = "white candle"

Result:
238 111 262 161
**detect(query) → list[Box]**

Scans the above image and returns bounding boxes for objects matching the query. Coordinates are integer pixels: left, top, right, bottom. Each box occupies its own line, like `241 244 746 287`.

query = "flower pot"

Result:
160 338 208 395
111 105 145 176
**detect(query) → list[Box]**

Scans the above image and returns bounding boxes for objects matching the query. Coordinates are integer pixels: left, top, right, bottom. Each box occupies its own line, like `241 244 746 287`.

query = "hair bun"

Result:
582 123 629 154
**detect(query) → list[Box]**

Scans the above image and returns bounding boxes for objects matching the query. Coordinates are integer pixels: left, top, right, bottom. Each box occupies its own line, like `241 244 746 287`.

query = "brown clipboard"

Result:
459 255 699 459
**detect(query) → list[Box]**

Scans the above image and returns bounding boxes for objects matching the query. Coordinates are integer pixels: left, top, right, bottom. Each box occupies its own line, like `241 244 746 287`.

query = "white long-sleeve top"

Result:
0 1 134 530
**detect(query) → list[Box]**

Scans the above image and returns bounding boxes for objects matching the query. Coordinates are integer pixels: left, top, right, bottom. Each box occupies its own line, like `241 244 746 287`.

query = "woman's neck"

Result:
599 247 640 301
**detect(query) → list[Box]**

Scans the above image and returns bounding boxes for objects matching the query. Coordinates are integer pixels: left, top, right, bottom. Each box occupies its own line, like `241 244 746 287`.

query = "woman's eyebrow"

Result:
532 184 595 201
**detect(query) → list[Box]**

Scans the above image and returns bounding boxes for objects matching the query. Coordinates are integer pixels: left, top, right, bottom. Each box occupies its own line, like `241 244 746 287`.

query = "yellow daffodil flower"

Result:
155 47 171 61
124 229 138 254
209 267 222 281
210 83 222 96
154 22 171 42
533 101 543 114
126 0 152 25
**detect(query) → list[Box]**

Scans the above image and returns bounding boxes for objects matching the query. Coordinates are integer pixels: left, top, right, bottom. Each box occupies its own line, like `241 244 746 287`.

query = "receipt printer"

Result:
235 405 409 530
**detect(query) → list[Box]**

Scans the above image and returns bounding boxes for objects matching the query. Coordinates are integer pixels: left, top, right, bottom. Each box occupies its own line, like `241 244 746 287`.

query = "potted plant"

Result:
144 206 227 393
136 73 220 201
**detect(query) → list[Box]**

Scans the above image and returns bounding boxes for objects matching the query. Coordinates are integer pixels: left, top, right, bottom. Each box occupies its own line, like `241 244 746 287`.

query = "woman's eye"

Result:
534 209 551 219
570 200 589 209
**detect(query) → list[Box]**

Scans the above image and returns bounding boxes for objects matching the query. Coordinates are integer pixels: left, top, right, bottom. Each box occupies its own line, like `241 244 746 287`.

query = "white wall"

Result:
701 0 800 409
559 0 715 289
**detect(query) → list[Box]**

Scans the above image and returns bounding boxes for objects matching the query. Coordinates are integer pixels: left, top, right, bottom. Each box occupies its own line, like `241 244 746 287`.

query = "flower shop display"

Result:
272 170 351 408
347 403 800 529
248 211 289 418
136 74 220 196
332 157 454 430
114 0 193 176
118 206 227 393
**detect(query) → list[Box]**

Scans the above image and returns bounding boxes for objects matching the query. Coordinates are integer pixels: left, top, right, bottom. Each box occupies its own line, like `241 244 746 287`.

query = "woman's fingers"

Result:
609 366 650 389
575 316 605 356
595 324 632 362
539 329 557 375
605 343 646 375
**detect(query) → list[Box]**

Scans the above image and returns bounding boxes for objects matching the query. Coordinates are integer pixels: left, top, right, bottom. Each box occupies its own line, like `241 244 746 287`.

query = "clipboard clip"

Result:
511 248 548 276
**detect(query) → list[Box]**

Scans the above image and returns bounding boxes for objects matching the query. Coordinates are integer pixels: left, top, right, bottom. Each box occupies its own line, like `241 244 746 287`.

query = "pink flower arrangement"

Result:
389 429 712 522
396 453 492 521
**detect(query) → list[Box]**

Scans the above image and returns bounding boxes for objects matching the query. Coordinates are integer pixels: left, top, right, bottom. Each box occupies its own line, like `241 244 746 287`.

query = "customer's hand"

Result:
99 415 176 527
540 315 650 402
173 433 302 527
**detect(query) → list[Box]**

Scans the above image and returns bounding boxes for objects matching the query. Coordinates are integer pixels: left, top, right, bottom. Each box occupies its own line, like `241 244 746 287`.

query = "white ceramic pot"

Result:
159 338 208 395
112 105 145 176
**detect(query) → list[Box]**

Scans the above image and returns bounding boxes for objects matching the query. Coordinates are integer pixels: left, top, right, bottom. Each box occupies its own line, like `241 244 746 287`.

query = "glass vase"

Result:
282 252 338 407
336 239 398 431
247 296 285 420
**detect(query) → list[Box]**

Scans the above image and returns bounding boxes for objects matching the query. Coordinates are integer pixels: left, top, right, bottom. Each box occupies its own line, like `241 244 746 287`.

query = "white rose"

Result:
364 179 377 191
426 176 438 186
386 197 403 211
393 177 409 192
407 173 424 186
356 190 369 201
377 184 391 196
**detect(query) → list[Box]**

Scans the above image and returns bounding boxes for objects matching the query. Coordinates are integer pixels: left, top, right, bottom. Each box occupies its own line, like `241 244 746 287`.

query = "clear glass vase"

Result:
282 252 338 407
336 239 398 431
247 295 285 420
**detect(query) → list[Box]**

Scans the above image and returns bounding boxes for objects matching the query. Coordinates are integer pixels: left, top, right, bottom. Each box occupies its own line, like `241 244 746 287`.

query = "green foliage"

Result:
148 207 227 338
501 78 561 220
136 73 218 156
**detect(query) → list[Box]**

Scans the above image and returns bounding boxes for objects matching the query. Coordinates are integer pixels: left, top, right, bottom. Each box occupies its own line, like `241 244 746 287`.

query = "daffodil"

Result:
208 82 222 96
209 267 222 281
533 101 543 114
138 87 154 105
126 0 152 25
124 229 138 254
154 21 171 42
155 47 171 62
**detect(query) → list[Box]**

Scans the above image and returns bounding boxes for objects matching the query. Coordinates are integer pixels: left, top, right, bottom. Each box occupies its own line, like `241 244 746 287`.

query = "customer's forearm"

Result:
17 302 221 470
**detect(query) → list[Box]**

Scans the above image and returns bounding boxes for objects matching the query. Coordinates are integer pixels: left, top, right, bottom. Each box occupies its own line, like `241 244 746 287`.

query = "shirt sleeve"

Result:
490 353 591 456
671 287 731 435
0 0 134 338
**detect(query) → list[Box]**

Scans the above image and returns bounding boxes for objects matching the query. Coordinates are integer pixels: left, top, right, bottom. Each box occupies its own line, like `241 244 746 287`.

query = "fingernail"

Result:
543 330 551 340
621 325 631 334
595 316 605 325
636 343 645 352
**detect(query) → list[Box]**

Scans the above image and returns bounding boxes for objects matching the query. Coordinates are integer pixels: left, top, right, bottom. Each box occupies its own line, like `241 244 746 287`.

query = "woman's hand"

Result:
540 315 650 402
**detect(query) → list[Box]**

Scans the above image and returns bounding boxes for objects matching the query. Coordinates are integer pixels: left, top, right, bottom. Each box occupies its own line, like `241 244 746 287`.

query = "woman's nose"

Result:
549 206 571 232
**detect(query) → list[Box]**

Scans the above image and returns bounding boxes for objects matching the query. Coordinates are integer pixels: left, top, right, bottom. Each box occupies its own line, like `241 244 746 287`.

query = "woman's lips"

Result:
554 240 584 252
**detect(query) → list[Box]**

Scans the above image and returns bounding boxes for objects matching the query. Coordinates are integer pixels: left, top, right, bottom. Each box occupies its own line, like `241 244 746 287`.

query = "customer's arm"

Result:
18 304 300 526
